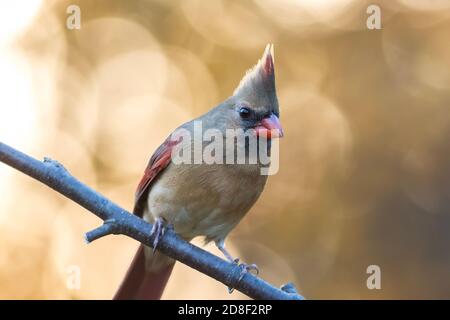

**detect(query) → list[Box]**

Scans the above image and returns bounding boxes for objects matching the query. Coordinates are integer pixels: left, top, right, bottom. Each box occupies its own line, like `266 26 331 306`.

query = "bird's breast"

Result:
144 163 267 242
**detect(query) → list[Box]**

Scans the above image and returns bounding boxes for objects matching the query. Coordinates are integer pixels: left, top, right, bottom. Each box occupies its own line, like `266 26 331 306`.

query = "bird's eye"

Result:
239 107 251 119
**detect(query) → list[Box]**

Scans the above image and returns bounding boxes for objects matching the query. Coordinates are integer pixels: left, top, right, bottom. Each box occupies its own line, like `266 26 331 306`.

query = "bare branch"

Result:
85 219 119 243
0 141 304 300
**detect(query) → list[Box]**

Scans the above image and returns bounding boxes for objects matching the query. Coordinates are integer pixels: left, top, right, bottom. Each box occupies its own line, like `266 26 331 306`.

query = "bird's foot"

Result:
234 259 260 277
150 217 172 252
228 259 260 294
214 240 260 293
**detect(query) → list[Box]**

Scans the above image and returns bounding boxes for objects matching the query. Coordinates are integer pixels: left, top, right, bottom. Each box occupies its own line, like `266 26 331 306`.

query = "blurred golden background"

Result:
1 0 450 299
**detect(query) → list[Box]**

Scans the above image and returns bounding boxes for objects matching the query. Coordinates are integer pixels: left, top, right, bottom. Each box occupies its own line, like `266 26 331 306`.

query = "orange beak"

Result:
255 113 284 139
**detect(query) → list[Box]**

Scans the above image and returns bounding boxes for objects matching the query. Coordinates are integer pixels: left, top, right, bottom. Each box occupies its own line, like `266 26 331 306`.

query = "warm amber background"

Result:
1 0 450 299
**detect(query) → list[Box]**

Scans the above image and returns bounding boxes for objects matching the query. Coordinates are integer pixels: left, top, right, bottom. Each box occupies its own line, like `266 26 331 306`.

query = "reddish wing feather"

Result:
133 136 180 217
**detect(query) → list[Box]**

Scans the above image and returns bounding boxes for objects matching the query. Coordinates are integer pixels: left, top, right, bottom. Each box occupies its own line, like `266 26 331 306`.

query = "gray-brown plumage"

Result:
114 44 283 299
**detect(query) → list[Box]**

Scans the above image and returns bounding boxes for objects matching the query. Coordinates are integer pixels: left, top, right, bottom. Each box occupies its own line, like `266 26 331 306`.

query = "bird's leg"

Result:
215 239 259 293
216 239 239 264
150 217 171 252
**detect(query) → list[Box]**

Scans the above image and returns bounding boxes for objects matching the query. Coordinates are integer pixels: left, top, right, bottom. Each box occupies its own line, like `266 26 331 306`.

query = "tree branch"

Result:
0 141 304 300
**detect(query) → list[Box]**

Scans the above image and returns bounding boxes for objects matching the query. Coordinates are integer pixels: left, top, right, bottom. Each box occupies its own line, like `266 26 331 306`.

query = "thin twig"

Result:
0 141 304 300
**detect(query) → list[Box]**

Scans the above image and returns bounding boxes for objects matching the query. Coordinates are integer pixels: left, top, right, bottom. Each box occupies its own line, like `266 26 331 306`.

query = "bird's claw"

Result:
150 218 169 253
227 261 260 294
237 262 260 280
241 263 259 276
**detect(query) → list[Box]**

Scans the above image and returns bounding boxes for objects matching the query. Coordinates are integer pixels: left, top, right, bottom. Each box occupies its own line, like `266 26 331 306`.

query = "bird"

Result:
114 44 283 299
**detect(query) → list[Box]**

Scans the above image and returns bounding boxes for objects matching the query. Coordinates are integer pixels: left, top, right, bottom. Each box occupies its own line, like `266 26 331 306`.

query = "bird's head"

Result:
229 44 283 139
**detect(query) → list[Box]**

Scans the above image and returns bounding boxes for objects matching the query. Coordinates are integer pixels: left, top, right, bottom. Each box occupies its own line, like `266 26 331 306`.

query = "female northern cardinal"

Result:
114 44 283 299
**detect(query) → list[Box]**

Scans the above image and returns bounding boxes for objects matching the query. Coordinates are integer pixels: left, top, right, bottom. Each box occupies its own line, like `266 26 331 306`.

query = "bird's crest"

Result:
233 44 276 96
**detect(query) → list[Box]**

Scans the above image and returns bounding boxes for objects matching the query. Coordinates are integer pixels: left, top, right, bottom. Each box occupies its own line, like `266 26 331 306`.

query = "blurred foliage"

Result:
1 0 450 299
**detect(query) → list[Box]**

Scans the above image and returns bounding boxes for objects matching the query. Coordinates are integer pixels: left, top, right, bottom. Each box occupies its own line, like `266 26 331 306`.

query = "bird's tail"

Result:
113 245 174 300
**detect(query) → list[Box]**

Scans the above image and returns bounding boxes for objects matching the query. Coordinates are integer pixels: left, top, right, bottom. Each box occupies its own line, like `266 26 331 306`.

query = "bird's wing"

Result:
133 136 181 217
114 135 181 300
